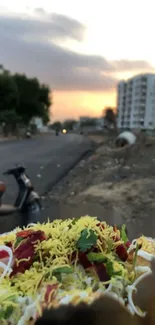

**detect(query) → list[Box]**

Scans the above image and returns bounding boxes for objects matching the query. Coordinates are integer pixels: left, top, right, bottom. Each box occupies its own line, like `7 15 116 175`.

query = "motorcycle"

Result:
25 131 32 138
55 130 59 136
0 165 41 232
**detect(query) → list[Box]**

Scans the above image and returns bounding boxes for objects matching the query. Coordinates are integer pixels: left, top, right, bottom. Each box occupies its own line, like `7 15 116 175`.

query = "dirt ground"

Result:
44 133 155 239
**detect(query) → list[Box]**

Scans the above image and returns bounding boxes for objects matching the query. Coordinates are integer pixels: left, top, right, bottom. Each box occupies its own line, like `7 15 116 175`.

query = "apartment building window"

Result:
141 77 147 82
141 85 147 91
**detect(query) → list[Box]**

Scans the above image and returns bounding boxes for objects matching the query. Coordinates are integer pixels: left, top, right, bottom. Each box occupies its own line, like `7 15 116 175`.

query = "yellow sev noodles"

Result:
0 216 127 300
136 235 155 254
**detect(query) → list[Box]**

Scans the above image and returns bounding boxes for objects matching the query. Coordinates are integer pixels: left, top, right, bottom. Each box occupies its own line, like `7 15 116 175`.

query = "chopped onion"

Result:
137 250 155 261
27 223 37 228
127 239 137 253
0 245 13 281
135 266 151 274
17 302 36 325
97 282 112 294
105 282 113 293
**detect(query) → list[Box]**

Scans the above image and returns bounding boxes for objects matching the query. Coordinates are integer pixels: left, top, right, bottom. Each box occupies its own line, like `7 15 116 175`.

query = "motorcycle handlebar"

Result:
3 165 26 176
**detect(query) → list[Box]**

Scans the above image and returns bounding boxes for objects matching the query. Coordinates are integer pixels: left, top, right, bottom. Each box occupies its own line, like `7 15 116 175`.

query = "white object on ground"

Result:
116 131 136 146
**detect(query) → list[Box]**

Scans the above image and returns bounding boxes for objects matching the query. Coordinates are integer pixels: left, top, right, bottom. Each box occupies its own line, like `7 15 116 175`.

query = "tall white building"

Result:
117 74 155 129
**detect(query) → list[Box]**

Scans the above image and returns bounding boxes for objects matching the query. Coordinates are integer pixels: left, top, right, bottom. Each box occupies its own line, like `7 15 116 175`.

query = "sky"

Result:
0 0 155 121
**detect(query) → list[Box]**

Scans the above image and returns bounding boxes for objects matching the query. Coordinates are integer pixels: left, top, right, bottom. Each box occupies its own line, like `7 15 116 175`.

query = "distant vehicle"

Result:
55 130 59 136
25 131 32 138
62 129 67 134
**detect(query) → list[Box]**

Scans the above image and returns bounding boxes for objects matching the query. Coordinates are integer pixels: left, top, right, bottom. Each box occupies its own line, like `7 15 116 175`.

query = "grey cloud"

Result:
0 13 152 92
0 13 116 91
34 8 86 41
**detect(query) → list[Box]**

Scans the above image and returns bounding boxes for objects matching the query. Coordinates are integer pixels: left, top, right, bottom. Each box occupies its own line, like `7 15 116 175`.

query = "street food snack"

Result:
0 217 154 324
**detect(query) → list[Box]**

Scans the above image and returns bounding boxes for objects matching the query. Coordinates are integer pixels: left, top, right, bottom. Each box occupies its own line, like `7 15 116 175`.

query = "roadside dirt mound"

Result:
47 133 155 238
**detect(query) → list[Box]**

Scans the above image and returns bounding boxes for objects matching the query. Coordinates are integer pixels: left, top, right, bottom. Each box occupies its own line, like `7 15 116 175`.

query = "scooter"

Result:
0 165 41 230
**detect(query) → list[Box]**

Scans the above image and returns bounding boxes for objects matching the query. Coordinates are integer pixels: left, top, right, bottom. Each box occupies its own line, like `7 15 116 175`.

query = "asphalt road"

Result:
0 133 92 233
0 134 92 205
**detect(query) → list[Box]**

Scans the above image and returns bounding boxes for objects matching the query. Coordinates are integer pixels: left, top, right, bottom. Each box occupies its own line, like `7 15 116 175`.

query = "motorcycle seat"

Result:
0 205 17 216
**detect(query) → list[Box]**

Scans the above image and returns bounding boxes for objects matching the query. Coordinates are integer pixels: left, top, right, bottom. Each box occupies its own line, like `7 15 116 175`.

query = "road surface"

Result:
0 134 92 205
0 133 92 233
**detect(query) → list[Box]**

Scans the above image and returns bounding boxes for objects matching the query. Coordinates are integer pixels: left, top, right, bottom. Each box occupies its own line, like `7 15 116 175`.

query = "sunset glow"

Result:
52 91 116 121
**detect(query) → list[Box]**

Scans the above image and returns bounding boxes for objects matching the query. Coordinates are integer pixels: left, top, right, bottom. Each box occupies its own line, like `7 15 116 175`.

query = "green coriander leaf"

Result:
76 229 97 252
52 266 73 275
0 305 14 320
87 252 107 263
14 236 24 249
4 306 14 319
106 260 122 277
52 266 73 282
120 225 128 244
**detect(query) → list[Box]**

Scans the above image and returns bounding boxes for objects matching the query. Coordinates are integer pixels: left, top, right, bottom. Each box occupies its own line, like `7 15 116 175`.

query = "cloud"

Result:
34 8 86 42
0 12 153 92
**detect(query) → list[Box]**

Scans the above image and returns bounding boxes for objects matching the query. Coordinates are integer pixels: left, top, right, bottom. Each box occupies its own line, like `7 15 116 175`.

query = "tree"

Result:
51 121 62 131
80 118 97 127
63 119 77 130
0 110 22 136
104 107 117 130
0 71 19 113
0 65 51 133
13 74 51 125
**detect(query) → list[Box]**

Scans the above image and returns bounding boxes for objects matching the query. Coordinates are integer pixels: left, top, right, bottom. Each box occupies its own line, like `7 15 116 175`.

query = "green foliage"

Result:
53 266 73 275
80 118 97 127
87 252 107 263
104 107 117 130
0 110 21 124
63 119 77 130
0 305 14 319
51 121 62 130
76 229 97 252
0 66 51 127
13 74 51 124
87 253 122 277
52 266 73 282
120 225 128 244
0 72 19 112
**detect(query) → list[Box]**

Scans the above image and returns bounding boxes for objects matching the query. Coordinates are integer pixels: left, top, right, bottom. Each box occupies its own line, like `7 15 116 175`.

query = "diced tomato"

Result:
116 244 128 261
78 252 92 269
0 250 9 259
11 230 46 276
70 251 76 262
16 230 33 238
44 284 58 304
95 263 110 282
125 241 131 248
